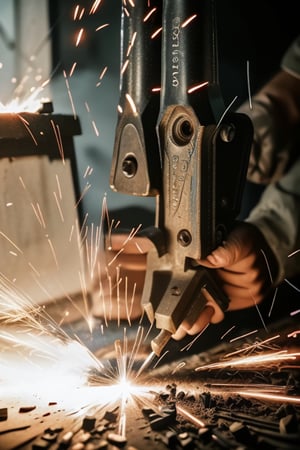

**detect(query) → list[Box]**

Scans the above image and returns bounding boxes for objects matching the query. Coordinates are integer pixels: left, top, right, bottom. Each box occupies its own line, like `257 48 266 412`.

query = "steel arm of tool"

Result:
110 0 253 356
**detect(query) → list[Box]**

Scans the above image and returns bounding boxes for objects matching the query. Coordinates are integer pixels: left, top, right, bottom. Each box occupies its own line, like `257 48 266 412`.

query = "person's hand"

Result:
91 233 152 322
172 222 278 339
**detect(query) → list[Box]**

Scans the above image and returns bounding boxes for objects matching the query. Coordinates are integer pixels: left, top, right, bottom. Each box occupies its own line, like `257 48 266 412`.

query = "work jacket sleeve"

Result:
246 157 300 283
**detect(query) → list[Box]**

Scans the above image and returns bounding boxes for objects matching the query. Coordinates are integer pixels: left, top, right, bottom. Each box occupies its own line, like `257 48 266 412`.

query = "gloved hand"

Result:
238 70 300 184
172 222 279 340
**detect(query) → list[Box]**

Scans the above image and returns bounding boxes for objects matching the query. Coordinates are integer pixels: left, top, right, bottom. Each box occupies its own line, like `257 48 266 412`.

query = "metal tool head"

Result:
110 1 253 359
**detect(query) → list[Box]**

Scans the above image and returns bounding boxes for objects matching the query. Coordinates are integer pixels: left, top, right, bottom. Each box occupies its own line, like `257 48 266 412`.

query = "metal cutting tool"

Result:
110 0 253 361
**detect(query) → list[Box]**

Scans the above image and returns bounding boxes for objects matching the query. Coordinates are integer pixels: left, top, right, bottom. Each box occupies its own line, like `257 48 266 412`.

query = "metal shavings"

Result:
19 405 36 413
0 408 7 422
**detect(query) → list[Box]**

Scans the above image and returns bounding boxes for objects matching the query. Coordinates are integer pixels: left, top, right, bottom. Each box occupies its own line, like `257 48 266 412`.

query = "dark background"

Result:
49 0 300 105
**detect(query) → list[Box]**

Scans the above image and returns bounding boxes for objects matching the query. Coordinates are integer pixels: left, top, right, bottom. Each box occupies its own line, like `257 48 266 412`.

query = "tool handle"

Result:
110 1 162 196
160 0 224 124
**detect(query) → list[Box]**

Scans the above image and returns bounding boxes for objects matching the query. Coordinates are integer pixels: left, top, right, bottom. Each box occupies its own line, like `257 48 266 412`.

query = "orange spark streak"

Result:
238 390 300 404
288 248 300 257
75 28 84 47
128 282 137 322
78 270 92 333
260 248 273 283
153 350 169 368
143 8 157 22
134 241 144 254
126 32 137 57
36 202 46 229
83 166 91 178
96 23 109 32
181 323 210 352
151 27 162 39
195 350 300 371
99 66 108 80
116 267 122 327
288 330 300 338
69 224 75 243
127 326 145 373
47 237 59 269
221 325 235 340
172 361 186 375
30 202 45 228
124 276 130 326
53 191 64 222
125 93 137 115
50 120 65 163
121 59 129 75
187 81 209 94
56 174 62 200
268 286 278 317
28 262 40 277
19 176 26 189
17 115 38 146
69 62 77 77
107 248 124 267
181 14 197 28
63 70 77 119
177 405 206 428
216 96 238 128
285 278 300 293
229 328 258 343
79 8 85 20
73 5 80 20
30 203 43 227
92 120 99 136
74 183 91 209
79 214 88 240
90 0 102 15
225 334 280 359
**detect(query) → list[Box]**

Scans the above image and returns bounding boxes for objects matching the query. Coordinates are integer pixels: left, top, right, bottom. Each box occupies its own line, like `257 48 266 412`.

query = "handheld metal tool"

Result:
110 0 253 365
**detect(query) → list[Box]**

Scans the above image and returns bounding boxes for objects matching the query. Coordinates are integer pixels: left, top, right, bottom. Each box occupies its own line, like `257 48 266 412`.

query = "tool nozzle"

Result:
135 329 172 379
151 329 172 356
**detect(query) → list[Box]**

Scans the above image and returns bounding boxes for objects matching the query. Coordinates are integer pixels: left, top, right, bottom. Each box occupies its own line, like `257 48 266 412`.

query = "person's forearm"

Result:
246 158 300 282
238 70 300 184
